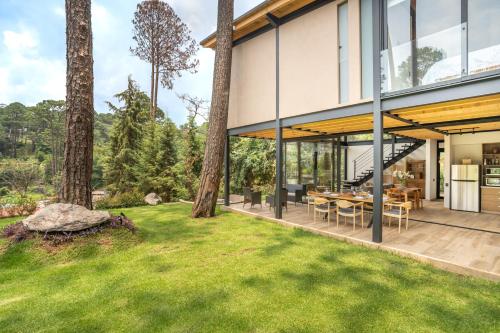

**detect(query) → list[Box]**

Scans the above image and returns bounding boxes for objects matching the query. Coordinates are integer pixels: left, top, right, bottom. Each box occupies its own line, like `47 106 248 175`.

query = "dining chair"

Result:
306 191 319 215
386 188 404 201
383 201 412 233
336 200 364 231
313 197 336 225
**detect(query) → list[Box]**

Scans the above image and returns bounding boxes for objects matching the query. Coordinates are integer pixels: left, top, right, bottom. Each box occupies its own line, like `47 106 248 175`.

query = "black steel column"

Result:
391 134 396 157
336 138 342 192
224 134 230 206
372 0 384 243
268 13 282 219
331 139 335 191
297 142 302 184
343 136 348 181
313 143 318 188
284 142 287 186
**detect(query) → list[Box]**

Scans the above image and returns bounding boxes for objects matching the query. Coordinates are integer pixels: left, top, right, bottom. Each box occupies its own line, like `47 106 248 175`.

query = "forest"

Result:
0 76 275 208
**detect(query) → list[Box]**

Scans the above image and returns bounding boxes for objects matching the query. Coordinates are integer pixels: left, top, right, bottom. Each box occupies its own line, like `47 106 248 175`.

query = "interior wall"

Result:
425 139 438 200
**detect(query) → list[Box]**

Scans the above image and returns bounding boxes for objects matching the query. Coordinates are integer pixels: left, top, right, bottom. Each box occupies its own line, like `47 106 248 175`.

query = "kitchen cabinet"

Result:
481 187 500 213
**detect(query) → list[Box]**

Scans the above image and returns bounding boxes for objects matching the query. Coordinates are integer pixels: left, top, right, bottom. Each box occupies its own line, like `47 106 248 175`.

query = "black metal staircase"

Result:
346 140 425 187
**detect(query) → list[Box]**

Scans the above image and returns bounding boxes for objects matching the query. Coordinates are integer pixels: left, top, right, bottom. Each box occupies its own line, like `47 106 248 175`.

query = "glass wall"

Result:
285 142 299 184
468 0 500 75
382 0 500 93
317 142 333 187
338 2 349 103
300 142 315 185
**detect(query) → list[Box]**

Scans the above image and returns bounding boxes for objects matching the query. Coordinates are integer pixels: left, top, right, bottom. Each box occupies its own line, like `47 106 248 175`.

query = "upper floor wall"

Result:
228 0 374 129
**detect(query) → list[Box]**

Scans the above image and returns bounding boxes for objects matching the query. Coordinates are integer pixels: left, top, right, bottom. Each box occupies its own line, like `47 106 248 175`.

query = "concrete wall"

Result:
227 0 370 129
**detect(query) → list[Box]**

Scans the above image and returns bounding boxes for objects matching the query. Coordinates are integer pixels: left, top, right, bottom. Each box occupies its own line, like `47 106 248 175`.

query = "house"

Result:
201 0 500 277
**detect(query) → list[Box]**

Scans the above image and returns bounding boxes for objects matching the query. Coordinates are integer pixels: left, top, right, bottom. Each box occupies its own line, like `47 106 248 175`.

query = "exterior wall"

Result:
227 30 276 129
227 0 370 129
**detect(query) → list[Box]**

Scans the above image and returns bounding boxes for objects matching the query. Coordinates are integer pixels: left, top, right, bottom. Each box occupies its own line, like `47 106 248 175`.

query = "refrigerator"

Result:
451 165 480 212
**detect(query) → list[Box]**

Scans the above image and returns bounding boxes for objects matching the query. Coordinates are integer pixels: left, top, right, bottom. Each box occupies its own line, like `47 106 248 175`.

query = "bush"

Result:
0 187 9 196
0 196 37 217
95 190 146 209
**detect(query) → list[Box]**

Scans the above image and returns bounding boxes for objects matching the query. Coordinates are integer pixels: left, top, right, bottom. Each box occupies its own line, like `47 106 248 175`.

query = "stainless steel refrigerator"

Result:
451 165 480 212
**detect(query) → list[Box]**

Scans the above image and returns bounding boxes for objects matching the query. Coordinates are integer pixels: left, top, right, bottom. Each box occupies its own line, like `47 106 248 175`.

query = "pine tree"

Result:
104 76 149 194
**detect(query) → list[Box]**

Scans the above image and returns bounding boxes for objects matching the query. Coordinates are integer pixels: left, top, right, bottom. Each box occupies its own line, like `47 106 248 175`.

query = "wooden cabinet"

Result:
406 160 425 193
481 187 500 213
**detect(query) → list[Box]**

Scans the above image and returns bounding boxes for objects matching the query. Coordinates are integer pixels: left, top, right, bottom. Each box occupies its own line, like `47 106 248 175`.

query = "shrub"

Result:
0 196 37 217
0 187 9 196
95 190 146 209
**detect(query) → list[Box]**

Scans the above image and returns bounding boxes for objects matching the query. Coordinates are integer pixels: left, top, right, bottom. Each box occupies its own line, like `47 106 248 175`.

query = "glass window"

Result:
360 0 373 99
300 142 314 185
382 0 412 92
416 0 461 85
317 142 333 187
338 2 349 103
285 142 299 184
468 0 500 75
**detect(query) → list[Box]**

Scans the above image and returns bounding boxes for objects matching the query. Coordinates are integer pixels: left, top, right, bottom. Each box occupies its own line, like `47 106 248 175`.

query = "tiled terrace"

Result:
224 199 500 281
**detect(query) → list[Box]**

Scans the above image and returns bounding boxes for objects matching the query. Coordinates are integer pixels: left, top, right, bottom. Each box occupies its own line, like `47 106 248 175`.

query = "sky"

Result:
0 0 262 125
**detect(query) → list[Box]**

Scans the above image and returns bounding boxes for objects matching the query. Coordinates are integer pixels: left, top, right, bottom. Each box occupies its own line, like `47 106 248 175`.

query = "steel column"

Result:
297 142 302 184
391 134 396 157
343 136 348 181
336 138 342 192
372 0 383 243
224 134 230 206
313 143 318 188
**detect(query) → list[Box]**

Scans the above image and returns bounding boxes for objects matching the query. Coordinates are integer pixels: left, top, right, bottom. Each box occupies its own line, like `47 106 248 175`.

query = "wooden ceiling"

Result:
201 0 316 49
236 93 500 140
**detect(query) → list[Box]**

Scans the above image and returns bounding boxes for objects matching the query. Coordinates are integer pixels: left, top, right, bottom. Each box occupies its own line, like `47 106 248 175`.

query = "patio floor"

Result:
224 199 500 281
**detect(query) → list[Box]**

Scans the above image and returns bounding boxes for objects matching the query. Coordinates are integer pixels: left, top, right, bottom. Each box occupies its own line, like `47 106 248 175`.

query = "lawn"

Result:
0 204 498 332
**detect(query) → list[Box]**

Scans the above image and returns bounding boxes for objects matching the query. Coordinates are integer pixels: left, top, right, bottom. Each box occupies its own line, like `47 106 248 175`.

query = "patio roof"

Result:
236 93 500 140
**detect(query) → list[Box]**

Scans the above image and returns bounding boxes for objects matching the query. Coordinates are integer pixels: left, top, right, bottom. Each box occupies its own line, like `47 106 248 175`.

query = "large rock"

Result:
22 203 111 232
144 193 162 205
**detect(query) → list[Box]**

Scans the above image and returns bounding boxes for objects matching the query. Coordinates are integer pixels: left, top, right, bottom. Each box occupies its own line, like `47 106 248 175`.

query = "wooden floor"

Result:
225 199 500 281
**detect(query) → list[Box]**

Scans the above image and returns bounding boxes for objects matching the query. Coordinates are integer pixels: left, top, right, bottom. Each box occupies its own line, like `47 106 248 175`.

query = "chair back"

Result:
243 187 252 200
401 201 412 210
314 197 329 206
336 200 354 209
387 188 402 198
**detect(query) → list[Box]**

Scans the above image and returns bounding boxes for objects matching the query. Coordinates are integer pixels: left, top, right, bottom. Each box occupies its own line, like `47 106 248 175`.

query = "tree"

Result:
131 0 198 119
104 76 149 194
0 160 41 197
61 0 94 208
178 94 208 200
136 119 178 201
0 102 27 158
192 0 234 217
398 46 445 87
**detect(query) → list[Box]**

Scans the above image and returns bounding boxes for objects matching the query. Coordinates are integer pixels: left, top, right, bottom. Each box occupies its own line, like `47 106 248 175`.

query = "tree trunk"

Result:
61 0 94 209
192 0 233 218
154 58 160 119
150 48 155 119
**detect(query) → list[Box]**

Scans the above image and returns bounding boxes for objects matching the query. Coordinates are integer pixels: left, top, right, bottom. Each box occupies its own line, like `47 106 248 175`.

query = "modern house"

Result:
201 0 500 278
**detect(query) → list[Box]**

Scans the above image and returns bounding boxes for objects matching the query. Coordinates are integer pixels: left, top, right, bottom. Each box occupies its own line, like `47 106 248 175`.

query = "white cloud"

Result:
53 6 65 18
0 27 65 105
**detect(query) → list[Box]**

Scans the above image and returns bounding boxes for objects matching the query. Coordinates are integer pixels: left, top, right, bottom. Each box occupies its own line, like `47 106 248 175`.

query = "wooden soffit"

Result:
201 0 317 49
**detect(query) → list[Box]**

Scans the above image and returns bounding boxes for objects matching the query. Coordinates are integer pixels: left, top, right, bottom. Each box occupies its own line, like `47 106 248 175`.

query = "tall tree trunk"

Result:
192 0 233 218
150 48 155 119
61 0 94 209
154 58 160 119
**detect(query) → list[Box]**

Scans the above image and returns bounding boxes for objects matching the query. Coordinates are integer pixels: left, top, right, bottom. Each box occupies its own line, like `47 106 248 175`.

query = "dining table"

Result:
386 187 423 209
309 191 395 227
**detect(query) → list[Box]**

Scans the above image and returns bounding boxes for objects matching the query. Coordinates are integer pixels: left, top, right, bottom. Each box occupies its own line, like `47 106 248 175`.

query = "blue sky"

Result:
0 0 262 125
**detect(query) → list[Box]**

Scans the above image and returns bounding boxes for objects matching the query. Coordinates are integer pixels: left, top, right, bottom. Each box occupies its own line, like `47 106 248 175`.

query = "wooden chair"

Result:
383 201 412 233
386 188 404 201
306 191 319 215
336 200 364 231
407 189 423 209
313 197 336 225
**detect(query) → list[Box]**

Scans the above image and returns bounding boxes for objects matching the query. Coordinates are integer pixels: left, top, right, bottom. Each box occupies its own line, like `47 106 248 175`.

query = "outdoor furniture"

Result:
383 201 412 233
243 187 262 208
285 184 306 205
306 190 320 215
313 197 336 225
266 189 288 211
336 200 364 230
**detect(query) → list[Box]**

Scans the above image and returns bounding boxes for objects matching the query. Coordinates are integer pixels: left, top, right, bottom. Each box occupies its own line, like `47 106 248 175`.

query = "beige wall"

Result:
227 0 370 128
227 30 276 129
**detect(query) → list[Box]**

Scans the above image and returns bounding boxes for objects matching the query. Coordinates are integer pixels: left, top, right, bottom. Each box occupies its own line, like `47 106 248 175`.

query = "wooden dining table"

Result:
386 187 423 209
309 191 395 227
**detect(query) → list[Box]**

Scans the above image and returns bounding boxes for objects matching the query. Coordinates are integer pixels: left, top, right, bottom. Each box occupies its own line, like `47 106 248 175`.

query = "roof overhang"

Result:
201 0 319 49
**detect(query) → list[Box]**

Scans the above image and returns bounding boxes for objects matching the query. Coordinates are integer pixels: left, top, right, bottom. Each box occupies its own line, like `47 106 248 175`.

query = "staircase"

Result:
346 140 425 187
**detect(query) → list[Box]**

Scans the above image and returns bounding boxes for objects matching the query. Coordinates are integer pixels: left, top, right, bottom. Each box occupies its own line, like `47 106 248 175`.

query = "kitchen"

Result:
444 131 500 214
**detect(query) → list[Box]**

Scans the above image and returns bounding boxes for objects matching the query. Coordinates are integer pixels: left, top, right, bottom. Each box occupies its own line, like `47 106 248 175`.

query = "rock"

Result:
144 193 162 205
22 203 111 232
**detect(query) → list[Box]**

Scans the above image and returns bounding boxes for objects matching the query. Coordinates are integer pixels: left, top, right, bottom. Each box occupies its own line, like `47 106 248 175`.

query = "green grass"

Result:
0 204 498 332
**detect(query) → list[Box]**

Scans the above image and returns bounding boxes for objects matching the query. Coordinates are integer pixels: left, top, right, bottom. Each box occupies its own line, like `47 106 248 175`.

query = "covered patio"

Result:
225 199 500 280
